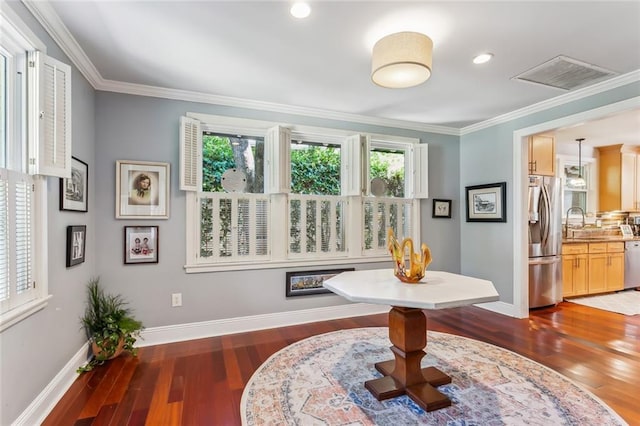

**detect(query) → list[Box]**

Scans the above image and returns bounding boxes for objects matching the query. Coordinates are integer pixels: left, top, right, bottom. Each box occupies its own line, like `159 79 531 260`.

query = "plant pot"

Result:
91 338 125 361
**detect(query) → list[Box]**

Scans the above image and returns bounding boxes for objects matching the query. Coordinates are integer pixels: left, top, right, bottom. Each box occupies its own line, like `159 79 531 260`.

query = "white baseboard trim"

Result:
138 302 390 347
12 343 88 426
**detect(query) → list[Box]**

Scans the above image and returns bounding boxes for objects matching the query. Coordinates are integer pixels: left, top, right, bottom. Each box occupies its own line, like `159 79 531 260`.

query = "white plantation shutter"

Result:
28 51 72 177
412 143 429 199
363 196 414 255
342 134 367 196
0 176 8 302
0 169 35 313
264 125 291 194
14 177 32 294
288 194 347 258
180 116 202 191
197 193 270 262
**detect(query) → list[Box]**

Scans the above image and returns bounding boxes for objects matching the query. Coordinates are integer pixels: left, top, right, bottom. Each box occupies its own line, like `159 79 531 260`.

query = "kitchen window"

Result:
180 114 428 273
563 162 591 215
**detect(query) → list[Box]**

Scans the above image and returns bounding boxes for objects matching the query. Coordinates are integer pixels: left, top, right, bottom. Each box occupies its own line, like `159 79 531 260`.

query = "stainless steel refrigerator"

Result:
528 175 563 308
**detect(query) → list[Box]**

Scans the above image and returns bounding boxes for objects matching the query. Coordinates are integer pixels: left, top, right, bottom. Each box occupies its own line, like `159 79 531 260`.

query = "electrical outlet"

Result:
171 293 182 307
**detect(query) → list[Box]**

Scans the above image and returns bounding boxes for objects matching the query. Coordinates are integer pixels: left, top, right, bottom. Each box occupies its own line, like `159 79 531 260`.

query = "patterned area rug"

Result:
241 327 626 425
568 289 640 315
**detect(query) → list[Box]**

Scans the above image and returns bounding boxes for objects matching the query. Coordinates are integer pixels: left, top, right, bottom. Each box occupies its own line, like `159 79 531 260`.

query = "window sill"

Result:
0 295 52 333
184 255 391 273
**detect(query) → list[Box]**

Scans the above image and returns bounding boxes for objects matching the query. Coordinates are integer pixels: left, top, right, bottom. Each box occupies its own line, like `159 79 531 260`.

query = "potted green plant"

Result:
77 277 144 373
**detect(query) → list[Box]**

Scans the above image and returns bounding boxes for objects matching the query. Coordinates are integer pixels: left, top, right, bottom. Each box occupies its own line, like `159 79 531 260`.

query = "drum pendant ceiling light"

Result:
371 31 433 89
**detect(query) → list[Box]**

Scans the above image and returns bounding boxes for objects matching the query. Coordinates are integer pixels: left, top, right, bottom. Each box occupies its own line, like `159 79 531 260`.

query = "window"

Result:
363 139 416 254
563 162 590 213
180 114 428 272
0 7 71 331
369 145 406 198
202 132 265 193
289 136 346 258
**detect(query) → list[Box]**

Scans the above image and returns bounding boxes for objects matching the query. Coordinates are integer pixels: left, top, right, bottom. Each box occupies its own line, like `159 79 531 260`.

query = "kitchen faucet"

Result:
564 207 585 238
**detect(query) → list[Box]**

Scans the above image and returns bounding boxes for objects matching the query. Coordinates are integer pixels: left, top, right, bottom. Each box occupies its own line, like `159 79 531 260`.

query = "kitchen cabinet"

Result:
529 135 555 176
562 242 624 297
621 151 640 211
587 242 625 293
597 144 640 211
562 245 588 297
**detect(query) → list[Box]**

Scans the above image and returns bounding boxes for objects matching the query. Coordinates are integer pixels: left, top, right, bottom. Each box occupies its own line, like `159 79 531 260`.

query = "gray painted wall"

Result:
0 2 96 424
93 92 461 328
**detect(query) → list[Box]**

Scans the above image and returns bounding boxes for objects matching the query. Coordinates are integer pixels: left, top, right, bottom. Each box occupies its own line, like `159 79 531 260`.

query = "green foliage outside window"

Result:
291 147 341 195
202 135 235 192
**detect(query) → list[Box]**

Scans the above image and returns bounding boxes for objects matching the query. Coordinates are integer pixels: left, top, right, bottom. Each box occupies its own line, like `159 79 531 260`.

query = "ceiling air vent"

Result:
513 55 617 91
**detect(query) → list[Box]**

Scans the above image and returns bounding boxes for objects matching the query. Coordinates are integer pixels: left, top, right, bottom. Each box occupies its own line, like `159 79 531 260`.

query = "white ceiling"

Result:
27 1 640 139
552 108 640 147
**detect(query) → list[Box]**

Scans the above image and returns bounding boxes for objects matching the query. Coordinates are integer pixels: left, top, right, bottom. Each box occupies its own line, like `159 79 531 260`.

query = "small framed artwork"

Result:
66 225 86 267
432 199 452 218
60 157 88 212
465 182 507 223
116 160 170 219
124 226 159 264
286 268 355 297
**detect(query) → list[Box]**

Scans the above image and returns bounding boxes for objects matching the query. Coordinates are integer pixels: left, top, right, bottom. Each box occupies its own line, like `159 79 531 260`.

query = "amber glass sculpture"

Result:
387 228 432 283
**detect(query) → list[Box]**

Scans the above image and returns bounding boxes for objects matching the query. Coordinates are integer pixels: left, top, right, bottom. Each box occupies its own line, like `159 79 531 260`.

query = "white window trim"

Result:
1 5 69 330
182 113 425 274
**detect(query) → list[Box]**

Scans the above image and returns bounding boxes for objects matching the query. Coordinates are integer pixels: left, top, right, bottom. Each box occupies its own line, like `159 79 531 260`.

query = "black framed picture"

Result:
124 226 159 264
432 199 452 218
465 182 507 222
66 225 86 267
286 268 354 297
60 157 88 212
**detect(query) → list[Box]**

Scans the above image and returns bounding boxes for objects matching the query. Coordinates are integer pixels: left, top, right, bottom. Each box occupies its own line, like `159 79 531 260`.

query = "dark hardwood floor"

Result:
43 302 640 425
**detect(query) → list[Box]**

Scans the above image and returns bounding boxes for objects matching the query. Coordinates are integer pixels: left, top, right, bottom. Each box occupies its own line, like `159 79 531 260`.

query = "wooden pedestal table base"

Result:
364 306 452 412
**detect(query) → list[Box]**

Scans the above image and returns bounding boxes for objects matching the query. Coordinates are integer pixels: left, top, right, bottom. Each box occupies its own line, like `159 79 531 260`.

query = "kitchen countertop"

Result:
563 237 640 244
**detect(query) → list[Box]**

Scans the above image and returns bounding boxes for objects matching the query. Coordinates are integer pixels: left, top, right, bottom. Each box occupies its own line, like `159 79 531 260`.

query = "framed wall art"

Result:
124 226 159 264
432 199 452 218
60 157 88 212
465 182 507 222
116 160 170 219
66 225 86 267
286 268 354 297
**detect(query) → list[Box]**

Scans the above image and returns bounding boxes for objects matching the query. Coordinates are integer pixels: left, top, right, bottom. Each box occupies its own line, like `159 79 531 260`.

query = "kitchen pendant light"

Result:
568 138 587 188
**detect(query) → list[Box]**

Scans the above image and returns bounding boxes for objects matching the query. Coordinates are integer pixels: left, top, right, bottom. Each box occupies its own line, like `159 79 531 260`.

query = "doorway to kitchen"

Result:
512 97 640 318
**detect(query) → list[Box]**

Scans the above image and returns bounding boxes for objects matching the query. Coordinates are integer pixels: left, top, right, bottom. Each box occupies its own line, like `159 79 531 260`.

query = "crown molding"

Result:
98 79 460 136
460 69 640 135
22 0 103 88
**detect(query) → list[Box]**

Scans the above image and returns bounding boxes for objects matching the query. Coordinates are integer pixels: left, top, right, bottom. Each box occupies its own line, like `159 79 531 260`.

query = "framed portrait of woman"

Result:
115 160 170 219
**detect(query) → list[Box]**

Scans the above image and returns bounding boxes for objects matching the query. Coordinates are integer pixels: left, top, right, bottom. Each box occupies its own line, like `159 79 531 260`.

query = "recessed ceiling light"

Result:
290 2 311 19
473 53 493 64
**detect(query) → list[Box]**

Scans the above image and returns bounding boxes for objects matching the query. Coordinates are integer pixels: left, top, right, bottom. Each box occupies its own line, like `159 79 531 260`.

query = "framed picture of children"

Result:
116 160 170 219
124 226 159 264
